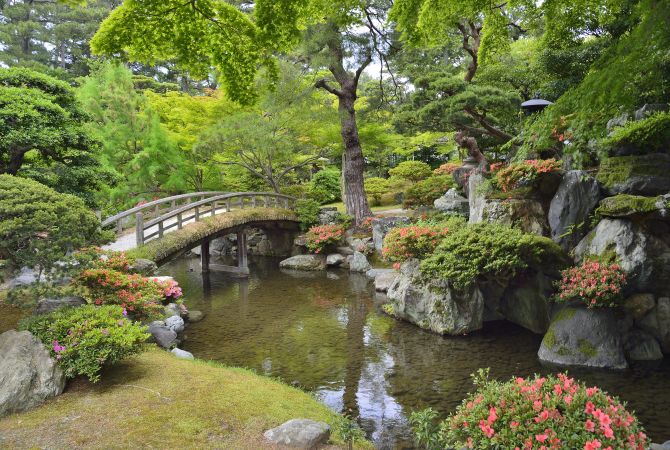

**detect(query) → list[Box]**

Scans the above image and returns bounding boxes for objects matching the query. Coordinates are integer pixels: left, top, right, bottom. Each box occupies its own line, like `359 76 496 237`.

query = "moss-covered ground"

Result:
0 348 369 449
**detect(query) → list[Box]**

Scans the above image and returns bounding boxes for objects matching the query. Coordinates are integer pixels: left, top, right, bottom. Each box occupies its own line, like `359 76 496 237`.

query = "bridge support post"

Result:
135 212 144 246
201 239 210 274
237 230 248 273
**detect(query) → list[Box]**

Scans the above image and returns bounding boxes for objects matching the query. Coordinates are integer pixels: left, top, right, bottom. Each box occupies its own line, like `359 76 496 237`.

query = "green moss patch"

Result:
596 155 670 189
578 339 598 358
595 194 660 218
0 348 369 449
602 111 670 156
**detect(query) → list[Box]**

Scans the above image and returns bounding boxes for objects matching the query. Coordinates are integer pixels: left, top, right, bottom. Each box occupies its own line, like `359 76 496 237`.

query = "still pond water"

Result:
162 256 670 449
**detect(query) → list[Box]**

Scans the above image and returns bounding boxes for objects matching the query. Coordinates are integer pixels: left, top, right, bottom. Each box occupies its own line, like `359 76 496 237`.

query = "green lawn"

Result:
0 348 370 449
324 201 404 213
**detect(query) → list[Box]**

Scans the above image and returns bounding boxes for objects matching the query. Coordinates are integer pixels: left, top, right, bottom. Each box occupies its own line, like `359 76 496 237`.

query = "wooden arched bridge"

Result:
102 192 299 276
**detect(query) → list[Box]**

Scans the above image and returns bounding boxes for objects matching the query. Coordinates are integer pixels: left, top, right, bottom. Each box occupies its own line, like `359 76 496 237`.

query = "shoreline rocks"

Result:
263 418 330 449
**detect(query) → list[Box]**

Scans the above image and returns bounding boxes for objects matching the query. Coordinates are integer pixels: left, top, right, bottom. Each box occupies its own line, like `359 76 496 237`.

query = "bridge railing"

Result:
132 192 296 246
101 192 230 234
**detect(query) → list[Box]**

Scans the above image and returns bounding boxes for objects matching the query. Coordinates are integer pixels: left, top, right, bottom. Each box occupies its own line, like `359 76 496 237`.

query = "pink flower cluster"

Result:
305 224 345 253
555 261 627 308
494 159 562 192
382 225 450 263
445 373 647 450
160 279 183 300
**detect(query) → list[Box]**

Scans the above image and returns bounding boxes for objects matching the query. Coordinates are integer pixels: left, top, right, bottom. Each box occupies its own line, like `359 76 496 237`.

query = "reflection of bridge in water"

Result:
102 192 299 277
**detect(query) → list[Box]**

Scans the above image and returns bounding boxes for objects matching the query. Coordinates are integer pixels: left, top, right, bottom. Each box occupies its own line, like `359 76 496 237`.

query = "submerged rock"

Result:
538 307 628 370
263 418 330 449
187 310 204 323
0 330 66 416
386 260 484 335
548 170 600 250
279 255 326 271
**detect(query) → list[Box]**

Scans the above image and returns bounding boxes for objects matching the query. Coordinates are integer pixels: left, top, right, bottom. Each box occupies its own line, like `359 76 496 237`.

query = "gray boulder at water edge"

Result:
348 251 371 273
371 216 410 254
637 297 670 353
374 269 398 292
148 322 178 349
279 255 326 271
548 170 601 250
264 418 330 449
538 307 628 369
0 330 66 416
33 296 86 315
326 253 345 267
165 315 185 333
385 259 484 335
171 348 194 360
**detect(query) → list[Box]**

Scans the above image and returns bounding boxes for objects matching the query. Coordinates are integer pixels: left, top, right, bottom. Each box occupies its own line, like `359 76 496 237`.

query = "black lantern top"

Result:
521 94 553 114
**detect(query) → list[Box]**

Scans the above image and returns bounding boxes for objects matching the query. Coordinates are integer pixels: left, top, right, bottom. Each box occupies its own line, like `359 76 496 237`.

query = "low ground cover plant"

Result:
410 370 648 450
305 224 346 253
421 222 565 289
554 261 627 308
19 305 148 382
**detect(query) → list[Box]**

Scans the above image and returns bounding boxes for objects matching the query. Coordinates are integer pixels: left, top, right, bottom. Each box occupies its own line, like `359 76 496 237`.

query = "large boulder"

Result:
637 297 670 353
474 199 548 236
165 315 185 333
596 153 670 196
279 255 326 271
499 271 553 334
386 259 484 335
371 216 410 254
0 330 66 416
574 218 670 295
538 307 628 369
148 322 178 349
623 329 663 361
33 296 86 315
128 258 158 275
348 251 371 273
326 253 345 267
433 188 469 218
548 170 601 250
467 172 487 223
374 269 398 292
263 418 330 449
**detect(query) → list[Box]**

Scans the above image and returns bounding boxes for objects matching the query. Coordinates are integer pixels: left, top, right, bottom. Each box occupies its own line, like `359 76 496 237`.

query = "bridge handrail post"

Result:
135 212 144 246
177 212 183 229
195 206 200 220
158 221 164 238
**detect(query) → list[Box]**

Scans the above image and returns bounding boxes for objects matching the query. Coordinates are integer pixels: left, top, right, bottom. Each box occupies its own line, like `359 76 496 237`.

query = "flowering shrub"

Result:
494 159 562 192
359 216 375 233
554 261 627 308
305 224 345 253
382 223 452 263
433 162 460 176
411 370 647 450
159 278 183 301
71 247 132 273
19 305 148 382
76 268 164 319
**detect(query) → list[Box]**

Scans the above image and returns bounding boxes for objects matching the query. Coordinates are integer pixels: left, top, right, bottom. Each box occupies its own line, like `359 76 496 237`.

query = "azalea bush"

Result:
76 268 165 319
69 247 132 273
382 218 464 264
494 159 562 192
19 305 148 382
433 162 460 176
410 370 648 450
305 224 345 254
554 261 627 308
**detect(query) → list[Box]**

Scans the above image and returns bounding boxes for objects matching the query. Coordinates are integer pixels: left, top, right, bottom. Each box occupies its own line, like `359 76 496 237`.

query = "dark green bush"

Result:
295 199 322 230
403 175 454 209
307 168 341 204
19 305 148 382
421 222 566 289
0 175 108 275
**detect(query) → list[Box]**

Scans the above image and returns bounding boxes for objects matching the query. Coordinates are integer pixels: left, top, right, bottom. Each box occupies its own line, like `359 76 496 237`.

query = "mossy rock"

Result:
596 153 670 196
595 194 660 218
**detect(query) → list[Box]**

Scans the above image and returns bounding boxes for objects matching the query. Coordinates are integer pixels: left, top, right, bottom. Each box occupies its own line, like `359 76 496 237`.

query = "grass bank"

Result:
0 348 369 449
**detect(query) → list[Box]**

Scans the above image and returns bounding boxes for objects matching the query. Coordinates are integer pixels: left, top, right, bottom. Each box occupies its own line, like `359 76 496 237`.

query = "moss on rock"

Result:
595 194 660 218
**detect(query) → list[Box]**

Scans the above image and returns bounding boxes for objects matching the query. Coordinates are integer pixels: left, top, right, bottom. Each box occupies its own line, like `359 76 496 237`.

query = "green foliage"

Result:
595 155 666 189
388 160 433 182
413 371 648 449
0 175 106 274
403 175 454 209
335 412 366 450
308 168 341 204
421 222 566 289
595 194 660 218
295 199 322 231
19 305 149 383
364 177 390 206
601 112 670 156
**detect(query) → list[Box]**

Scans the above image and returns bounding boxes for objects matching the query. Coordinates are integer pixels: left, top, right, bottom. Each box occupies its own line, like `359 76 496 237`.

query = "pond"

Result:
162 256 670 449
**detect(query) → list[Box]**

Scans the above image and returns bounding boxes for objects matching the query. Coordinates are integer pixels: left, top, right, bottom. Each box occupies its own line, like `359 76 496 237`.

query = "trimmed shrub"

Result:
403 175 454 208
389 160 433 182
296 199 322 231
19 305 149 382
493 159 562 193
554 261 627 308
0 175 107 274
308 168 341 204
421 222 566 289
305 224 345 254
382 217 465 264
365 177 390 205
411 371 648 450
76 269 165 319
433 162 461 176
